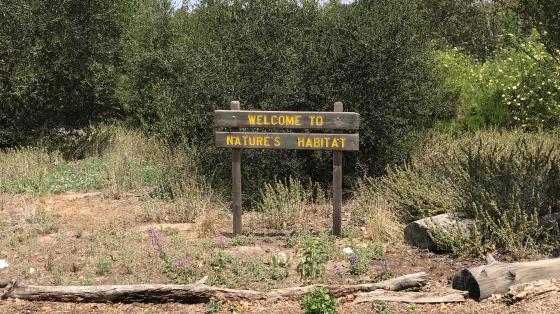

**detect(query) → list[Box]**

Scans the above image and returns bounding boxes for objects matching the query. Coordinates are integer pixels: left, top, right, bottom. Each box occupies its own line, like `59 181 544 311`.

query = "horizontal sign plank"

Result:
214 110 359 130
215 132 359 151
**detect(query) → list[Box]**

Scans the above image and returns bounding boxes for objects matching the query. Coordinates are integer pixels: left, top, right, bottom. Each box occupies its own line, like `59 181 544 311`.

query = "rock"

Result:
0 259 9 270
403 213 473 252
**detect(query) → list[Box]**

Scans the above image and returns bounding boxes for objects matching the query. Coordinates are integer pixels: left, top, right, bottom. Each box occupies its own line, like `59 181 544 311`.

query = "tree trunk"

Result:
0 272 426 303
452 255 560 300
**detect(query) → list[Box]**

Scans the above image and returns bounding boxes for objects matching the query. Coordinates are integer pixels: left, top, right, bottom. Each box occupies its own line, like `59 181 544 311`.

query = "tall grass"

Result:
256 177 328 231
0 125 222 223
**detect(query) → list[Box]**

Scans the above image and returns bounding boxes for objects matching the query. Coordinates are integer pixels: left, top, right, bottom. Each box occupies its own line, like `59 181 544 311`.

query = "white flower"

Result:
0 259 9 270
342 247 354 254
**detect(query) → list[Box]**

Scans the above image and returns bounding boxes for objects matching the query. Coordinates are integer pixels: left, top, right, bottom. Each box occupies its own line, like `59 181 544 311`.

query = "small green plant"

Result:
296 238 328 282
299 287 338 314
271 252 289 268
205 297 222 314
372 301 392 314
229 235 255 247
208 251 232 285
96 258 112 276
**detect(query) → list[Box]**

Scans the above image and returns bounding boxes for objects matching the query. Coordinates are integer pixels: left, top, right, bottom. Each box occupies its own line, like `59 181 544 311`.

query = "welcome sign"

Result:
214 102 360 236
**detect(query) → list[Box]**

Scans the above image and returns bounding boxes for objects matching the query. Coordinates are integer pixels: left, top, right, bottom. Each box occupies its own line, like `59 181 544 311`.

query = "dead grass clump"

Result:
256 177 328 231
350 179 403 244
2 202 61 246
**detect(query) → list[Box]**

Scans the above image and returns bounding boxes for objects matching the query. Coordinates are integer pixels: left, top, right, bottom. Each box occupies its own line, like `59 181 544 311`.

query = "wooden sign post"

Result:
214 102 359 236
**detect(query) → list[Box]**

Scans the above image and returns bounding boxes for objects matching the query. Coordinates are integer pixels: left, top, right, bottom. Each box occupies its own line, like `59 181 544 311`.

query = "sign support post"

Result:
230 101 242 235
332 102 343 237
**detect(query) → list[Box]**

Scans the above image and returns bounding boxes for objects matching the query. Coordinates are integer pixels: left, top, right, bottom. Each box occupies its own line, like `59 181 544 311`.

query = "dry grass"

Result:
256 178 329 232
349 178 403 244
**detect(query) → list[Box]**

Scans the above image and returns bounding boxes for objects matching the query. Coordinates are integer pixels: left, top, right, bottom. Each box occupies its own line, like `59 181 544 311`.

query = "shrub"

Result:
366 130 560 256
299 287 338 314
120 0 449 204
435 30 560 132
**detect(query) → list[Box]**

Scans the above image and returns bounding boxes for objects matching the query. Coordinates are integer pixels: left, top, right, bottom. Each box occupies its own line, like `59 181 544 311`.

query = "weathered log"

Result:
0 272 426 303
404 213 473 252
405 212 559 252
354 290 467 304
452 255 560 300
504 278 560 304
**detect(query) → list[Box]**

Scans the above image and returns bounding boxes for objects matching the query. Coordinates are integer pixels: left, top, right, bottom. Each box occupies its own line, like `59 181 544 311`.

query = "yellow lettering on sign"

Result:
341 137 346 148
313 137 321 147
331 138 339 147
226 135 235 145
274 136 281 147
248 115 257 125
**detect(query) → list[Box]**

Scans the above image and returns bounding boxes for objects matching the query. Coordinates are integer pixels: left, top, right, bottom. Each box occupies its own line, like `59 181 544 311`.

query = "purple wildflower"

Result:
328 261 346 277
174 256 192 270
377 259 392 277
147 227 164 257
213 234 230 247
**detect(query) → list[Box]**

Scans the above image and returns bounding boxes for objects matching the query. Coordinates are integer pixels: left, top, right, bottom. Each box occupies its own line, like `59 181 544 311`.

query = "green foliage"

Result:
296 236 333 282
0 0 131 147
96 258 112 276
426 217 484 257
518 0 560 55
423 0 516 60
372 301 392 314
205 298 222 314
299 287 338 314
369 130 560 256
347 244 384 276
435 30 560 132
118 0 448 203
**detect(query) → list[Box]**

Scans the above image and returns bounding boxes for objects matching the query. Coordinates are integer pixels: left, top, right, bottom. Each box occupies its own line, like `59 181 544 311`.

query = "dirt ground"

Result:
1 191 559 313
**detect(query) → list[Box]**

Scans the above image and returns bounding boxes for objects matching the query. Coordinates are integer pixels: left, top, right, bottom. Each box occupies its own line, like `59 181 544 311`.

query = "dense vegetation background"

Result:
1 0 559 205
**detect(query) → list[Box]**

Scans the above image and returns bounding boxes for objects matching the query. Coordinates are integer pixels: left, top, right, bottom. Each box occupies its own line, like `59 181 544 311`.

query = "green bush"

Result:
119 0 449 203
367 130 560 256
435 30 560 132
299 287 338 314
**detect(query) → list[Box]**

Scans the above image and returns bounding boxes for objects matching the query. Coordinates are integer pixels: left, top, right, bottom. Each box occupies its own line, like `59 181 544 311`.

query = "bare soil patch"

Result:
1 191 558 313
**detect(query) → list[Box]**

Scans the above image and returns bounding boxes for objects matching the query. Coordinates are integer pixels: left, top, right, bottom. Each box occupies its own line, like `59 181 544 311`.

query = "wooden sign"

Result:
214 110 359 130
215 132 359 151
214 102 359 237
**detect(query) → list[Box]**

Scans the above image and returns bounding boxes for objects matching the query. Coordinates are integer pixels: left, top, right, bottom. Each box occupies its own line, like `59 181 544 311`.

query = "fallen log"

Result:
0 272 426 303
354 290 467 304
504 278 560 304
452 254 560 300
